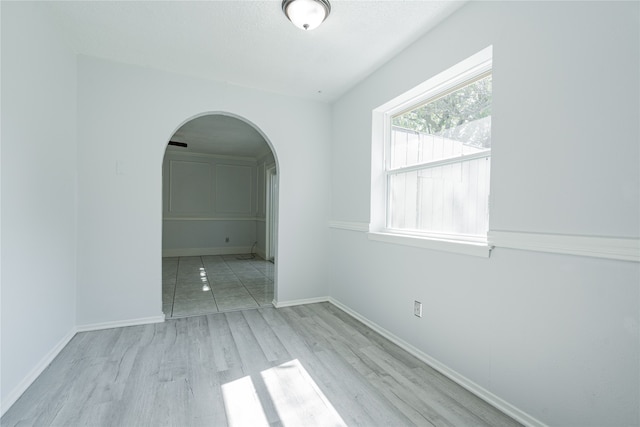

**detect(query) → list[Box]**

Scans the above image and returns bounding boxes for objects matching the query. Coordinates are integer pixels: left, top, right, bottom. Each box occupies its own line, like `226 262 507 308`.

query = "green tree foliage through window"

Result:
392 75 492 149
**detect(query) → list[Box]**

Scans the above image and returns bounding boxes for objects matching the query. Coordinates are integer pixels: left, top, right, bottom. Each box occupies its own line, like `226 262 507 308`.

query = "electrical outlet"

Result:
414 301 423 318
225 237 230 243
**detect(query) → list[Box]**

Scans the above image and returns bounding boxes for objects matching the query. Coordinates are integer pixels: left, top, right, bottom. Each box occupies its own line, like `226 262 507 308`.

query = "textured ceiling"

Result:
167 115 271 159
45 0 465 157
47 0 465 102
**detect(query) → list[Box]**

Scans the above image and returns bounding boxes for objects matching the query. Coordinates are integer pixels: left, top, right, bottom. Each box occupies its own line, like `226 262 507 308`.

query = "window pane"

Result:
390 75 491 169
388 157 490 237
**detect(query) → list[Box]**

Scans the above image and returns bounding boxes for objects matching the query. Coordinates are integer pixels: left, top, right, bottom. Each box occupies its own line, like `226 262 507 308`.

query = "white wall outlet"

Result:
414 300 423 318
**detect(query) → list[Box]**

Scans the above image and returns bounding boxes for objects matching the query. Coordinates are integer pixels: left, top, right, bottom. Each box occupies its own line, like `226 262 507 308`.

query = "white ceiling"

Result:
45 0 466 157
167 114 272 158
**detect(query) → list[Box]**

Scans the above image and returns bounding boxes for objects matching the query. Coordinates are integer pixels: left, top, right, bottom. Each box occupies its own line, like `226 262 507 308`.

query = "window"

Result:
370 47 492 256
388 73 492 240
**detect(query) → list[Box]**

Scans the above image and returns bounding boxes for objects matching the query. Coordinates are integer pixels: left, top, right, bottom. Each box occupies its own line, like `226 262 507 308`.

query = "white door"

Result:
265 167 278 262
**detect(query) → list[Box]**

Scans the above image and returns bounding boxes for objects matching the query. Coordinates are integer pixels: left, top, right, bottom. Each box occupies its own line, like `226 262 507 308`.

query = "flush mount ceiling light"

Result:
282 0 331 31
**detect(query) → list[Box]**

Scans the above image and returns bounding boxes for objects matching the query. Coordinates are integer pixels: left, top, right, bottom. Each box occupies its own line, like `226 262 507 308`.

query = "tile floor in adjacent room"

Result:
162 254 274 318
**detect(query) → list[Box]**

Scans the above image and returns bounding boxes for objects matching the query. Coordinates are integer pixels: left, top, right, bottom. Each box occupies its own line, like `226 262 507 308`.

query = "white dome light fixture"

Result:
282 0 331 31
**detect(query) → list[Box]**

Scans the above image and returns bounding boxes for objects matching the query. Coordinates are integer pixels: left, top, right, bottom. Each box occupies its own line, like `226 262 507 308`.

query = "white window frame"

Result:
369 46 493 258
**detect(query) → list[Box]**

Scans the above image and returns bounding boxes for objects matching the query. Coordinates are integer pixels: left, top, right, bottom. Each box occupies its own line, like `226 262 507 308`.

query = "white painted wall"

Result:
330 2 639 426
2 2 637 425
1 2 77 410
161 151 259 256
163 220 257 256
76 55 331 325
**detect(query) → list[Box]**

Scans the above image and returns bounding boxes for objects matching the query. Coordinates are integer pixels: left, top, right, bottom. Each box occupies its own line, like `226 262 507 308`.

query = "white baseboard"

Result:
328 297 546 427
1 300 543 426
76 314 165 333
2 315 166 416
273 296 329 308
162 246 252 257
1 327 76 417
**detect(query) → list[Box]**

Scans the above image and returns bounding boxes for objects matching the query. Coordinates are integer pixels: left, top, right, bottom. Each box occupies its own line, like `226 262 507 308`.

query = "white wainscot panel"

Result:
216 164 252 214
169 160 212 214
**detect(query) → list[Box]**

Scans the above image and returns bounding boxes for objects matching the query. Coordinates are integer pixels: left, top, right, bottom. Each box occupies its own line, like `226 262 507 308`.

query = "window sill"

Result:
367 231 493 258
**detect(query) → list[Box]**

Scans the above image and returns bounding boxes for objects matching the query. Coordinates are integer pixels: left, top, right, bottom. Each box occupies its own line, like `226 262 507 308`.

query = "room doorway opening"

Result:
265 166 277 262
161 113 278 319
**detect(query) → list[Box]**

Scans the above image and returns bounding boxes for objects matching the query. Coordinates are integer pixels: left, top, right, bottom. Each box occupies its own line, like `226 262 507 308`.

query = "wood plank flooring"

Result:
1 303 521 427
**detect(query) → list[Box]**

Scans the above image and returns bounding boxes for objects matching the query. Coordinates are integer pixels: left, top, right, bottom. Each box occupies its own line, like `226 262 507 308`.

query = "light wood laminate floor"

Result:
1 303 521 427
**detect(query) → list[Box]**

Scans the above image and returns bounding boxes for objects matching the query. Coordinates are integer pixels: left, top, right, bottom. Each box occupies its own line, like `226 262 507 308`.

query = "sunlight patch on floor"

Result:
221 359 346 427
261 359 347 427
221 375 270 427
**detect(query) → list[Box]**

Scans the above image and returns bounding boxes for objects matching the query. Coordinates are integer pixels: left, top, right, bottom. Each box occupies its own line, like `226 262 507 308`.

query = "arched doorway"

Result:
160 113 278 318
